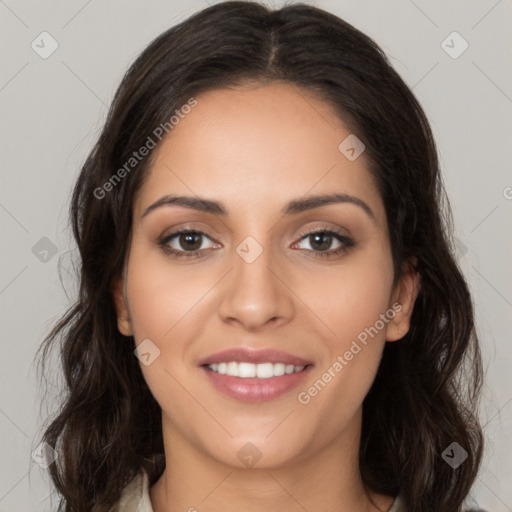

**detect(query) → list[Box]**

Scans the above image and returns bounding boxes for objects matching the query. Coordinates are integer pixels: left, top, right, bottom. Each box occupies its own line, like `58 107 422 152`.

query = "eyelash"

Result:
158 228 355 259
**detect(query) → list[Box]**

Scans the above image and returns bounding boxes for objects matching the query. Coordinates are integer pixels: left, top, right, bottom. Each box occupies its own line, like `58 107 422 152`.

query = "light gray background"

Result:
1 1 511 510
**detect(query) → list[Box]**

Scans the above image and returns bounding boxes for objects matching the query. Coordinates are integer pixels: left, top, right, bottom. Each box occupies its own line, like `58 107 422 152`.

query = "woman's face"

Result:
115 81 418 469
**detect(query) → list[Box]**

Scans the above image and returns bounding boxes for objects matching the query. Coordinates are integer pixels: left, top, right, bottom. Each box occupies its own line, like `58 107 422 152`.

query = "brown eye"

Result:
158 229 219 258
178 232 203 251
293 229 355 258
308 232 335 251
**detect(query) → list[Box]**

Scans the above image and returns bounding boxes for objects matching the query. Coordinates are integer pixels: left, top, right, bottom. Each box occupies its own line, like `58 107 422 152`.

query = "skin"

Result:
113 81 420 512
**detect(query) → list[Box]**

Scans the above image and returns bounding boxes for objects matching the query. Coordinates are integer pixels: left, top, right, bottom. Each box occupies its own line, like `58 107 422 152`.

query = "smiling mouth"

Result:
204 361 311 379
198 347 314 401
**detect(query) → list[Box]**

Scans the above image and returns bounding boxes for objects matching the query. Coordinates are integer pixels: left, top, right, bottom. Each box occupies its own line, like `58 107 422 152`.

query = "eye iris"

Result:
180 232 202 251
310 233 332 251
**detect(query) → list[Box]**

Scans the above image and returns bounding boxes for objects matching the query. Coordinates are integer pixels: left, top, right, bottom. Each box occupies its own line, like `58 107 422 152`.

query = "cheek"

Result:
293 248 394 423
302 248 394 346
124 252 203 426
124 246 216 401
125 245 214 341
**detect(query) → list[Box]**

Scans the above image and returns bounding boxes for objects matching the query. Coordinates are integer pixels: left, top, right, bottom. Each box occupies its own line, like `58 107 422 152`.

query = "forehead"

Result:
134 82 385 225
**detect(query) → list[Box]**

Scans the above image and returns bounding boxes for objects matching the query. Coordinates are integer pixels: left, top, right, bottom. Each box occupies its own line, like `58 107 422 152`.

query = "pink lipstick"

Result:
198 348 313 402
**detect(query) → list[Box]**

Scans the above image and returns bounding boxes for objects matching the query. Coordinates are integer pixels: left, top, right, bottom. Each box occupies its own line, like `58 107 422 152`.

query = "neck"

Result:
149 411 394 512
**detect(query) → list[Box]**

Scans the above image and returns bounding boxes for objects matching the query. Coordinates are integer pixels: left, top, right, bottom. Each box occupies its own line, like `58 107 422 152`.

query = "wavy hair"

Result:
36 2 484 511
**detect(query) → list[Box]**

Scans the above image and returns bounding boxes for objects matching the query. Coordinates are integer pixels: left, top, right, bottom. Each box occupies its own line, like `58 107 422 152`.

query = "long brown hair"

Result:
36 2 484 511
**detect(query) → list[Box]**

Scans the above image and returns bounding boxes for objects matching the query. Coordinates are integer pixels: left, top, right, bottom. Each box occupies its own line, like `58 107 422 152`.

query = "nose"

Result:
217 239 295 332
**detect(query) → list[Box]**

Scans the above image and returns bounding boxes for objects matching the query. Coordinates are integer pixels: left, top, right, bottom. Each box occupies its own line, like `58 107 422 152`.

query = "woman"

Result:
36 2 486 511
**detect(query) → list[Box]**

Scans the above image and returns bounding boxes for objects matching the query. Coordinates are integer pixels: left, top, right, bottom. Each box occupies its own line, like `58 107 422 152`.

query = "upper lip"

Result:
197 348 313 366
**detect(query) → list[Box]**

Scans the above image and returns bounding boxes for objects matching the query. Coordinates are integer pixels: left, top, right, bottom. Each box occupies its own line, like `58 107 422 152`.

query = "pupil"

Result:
180 233 201 251
311 233 331 251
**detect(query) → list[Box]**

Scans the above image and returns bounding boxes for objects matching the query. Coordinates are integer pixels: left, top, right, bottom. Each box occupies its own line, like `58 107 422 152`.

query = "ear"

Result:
112 276 133 337
385 258 421 342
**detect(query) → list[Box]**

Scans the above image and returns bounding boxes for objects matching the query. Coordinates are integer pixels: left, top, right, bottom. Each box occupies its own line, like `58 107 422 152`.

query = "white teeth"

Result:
207 361 307 378
226 361 238 377
238 362 256 378
273 363 285 376
256 363 274 378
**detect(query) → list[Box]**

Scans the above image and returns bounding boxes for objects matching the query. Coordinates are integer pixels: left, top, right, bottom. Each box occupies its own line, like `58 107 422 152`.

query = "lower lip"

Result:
200 365 313 402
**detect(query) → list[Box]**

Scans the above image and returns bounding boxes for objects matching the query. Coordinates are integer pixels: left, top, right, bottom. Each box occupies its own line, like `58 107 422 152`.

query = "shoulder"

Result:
390 495 489 512
387 495 403 512
110 470 154 512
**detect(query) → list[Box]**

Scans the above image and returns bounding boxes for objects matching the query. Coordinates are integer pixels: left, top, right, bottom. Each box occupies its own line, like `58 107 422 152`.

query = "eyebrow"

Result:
141 192 375 221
